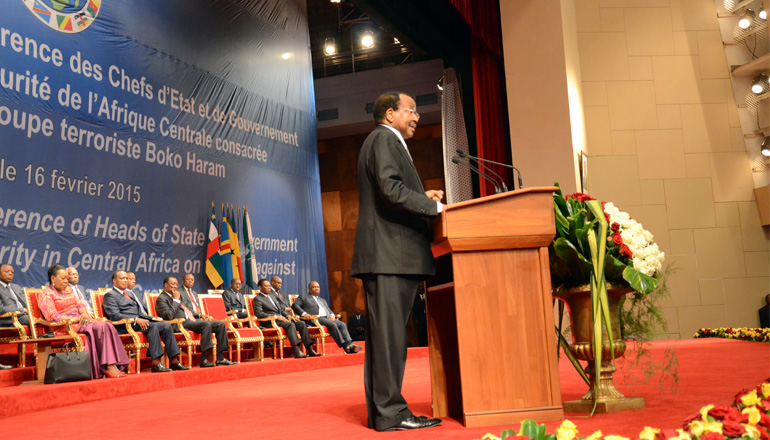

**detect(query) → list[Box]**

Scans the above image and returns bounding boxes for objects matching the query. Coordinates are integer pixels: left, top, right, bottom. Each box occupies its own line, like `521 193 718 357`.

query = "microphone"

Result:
456 149 524 189
451 156 501 194
455 150 507 192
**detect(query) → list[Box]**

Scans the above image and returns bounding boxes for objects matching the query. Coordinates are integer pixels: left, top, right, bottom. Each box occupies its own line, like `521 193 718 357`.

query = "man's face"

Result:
0 265 13 284
271 277 282 291
308 282 320 296
388 94 418 139
126 272 136 289
113 271 128 290
67 268 79 284
258 281 271 295
231 279 242 292
165 277 178 293
355 307 361 315
182 274 194 289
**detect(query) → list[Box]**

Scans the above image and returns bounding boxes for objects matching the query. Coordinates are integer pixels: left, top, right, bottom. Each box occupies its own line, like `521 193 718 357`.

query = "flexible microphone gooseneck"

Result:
456 149 524 189
451 156 501 194
455 150 507 192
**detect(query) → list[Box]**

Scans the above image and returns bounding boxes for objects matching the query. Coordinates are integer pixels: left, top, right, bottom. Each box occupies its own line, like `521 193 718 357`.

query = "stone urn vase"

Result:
553 282 645 413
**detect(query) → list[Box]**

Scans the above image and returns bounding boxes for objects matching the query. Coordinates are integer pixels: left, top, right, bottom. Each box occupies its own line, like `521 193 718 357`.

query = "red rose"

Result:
709 405 739 420
701 432 725 440
761 399 770 412
566 193 595 202
613 232 623 245
620 244 633 258
682 412 700 429
611 222 620 231
722 419 746 437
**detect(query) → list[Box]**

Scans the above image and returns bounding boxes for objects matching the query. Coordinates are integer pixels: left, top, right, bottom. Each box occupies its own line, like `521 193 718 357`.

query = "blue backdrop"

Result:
0 0 328 298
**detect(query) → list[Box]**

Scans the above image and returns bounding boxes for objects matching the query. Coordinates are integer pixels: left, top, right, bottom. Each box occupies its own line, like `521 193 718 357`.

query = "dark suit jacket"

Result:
272 288 293 313
350 125 438 277
222 288 246 313
0 282 26 315
156 291 199 321
760 304 770 329
103 288 154 322
69 284 91 309
348 314 367 331
292 294 334 318
253 292 289 320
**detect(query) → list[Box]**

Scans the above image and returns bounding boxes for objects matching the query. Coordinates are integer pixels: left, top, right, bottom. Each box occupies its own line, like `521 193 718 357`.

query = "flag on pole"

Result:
220 205 234 287
243 207 258 289
205 204 224 288
229 205 244 283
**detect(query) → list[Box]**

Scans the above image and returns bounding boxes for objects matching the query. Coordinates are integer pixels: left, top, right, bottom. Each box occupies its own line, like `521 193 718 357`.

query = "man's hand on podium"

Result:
425 190 444 202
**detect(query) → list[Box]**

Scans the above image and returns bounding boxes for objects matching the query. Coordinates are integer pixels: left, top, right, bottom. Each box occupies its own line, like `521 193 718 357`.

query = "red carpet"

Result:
0 339 767 439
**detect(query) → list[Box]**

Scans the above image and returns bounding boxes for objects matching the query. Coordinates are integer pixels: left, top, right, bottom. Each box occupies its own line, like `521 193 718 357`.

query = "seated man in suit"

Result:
760 294 770 329
293 281 362 354
269 276 314 340
0 263 29 369
156 276 235 367
222 278 249 319
347 307 367 342
253 278 320 358
66 266 92 314
103 270 191 372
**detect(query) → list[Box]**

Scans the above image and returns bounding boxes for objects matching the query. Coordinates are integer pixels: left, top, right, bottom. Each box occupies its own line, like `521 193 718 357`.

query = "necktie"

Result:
8 286 22 308
124 290 147 315
267 294 279 313
180 301 196 321
186 288 199 312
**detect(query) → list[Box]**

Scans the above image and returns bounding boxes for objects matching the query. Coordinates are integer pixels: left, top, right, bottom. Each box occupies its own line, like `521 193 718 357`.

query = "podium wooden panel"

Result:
426 187 563 427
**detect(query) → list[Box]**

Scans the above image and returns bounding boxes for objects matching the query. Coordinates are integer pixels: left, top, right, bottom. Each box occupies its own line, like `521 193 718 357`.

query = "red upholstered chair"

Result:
244 294 288 360
198 294 264 363
145 292 202 367
0 310 30 368
288 294 329 355
91 290 148 374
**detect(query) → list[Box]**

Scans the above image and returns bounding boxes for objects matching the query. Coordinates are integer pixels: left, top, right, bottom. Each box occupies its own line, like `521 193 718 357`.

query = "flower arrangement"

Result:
476 381 770 440
694 328 770 343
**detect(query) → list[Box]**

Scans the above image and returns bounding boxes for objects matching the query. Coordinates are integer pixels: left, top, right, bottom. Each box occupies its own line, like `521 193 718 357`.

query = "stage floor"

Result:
0 338 767 439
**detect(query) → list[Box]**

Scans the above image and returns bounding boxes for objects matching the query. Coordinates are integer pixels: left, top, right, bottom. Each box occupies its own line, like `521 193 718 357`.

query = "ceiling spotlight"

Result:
330 0 341 3
751 73 768 94
738 9 755 29
361 31 374 49
393 37 400 44
437 76 444 91
324 38 336 55
759 6 767 20
762 136 770 157
281 52 292 60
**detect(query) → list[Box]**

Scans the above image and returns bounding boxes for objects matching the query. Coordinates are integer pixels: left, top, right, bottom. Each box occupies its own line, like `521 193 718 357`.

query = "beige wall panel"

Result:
623 204 671 252
652 56 703 104
611 130 637 155
582 82 608 106
640 179 666 205
738 202 770 252
657 104 682 129
744 252 770 277
647 0 671 6
587 155 642 206
676 305 727 339
673 31 698 55
575 0 601 32
624 8 675 56
723 277 770 328
578 33 630 81
600 8 625 32
714 202 740 228
685 153 711 178
660 306 680 334
700 79 731 104
669 229 695 255
599 0 646 6
709 153 755 202
628 56 654 80
607 81 658 129
696 31 730 79
670 0 720 31
635 130 687 180
664 255 701 307
680 104 731 152
699 279 725 305
730 127 747 152
664 178 716 229
584 106 614 156
694 227 747 278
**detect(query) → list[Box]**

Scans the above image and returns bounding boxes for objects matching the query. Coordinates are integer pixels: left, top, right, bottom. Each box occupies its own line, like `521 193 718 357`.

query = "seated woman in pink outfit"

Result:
38 264 129 379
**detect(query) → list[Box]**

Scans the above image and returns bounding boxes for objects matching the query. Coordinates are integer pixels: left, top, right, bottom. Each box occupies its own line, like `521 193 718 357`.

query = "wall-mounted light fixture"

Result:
751 73 769 94
759 5 767 20
324 38 336 55
361 31 374 49
761 136 770 157
738 9 755 28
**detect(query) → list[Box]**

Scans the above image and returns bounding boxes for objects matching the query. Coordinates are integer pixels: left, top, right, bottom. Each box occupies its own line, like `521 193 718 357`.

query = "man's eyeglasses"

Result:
397 107 420 120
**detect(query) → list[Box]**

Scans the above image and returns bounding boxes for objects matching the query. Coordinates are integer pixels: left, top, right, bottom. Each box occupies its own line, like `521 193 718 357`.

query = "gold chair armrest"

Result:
0 310 20 319
0 311 28 338
257 316 283 332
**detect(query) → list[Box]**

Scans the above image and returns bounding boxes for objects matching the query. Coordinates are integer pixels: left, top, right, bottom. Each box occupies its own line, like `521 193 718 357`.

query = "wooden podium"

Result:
426 187 563 427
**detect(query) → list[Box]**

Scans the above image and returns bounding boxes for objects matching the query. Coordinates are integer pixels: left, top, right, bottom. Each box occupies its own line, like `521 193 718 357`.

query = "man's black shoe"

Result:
200 359 216 368
151 363 172 373
344 343 362 354
306 347 322 357
216 358 237 366
380 416 441 431
169 362 191 371
0 363 11 370
293 347 307 358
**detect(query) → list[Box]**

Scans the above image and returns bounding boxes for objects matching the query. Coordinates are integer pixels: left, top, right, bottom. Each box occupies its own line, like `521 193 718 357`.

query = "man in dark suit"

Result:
0 264 29 369
293 281 361 354
253 278 320 358
103 270 190 372
270 276 294 314
156 275 235 367
66 266 92 314
760 294 770 329
347 307 367 341
351 91 443 431
222 278 248 319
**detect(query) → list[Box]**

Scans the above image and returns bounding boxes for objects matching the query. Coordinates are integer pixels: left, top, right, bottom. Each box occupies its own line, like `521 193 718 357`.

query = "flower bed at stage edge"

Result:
694 328 770 343
476 380 770 440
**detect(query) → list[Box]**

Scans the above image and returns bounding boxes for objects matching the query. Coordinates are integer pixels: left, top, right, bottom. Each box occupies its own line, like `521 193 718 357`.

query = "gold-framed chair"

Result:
91 291 148 374
0 310 29 367
288 294 330 355
244 294 289 359
144 292 201 367
198 294 264 363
